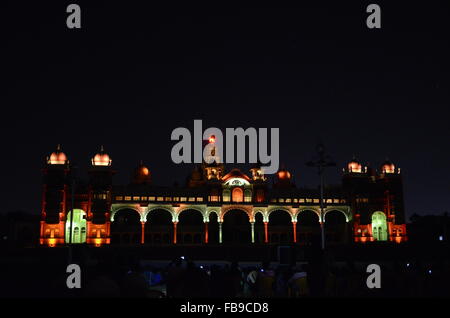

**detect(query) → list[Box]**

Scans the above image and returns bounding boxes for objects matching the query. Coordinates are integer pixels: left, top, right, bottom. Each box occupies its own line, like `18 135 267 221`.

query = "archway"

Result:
177 209 204 245
324 210 348 244
110 208 141 245
145 209 173 244
254 213 264 244
269 210 293 244
222 209 251 244
208 212 219 244
372 211 388 241
65 209 87 244
296 210 320 246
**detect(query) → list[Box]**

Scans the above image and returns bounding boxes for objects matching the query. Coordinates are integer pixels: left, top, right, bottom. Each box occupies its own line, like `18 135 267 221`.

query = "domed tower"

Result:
87 146 115 246
40 145 70 247
380 159 397 174
187 164 205 187
132 160 151 184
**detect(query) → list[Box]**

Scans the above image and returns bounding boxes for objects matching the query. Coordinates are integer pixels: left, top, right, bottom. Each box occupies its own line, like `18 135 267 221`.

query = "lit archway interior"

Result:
65 209 87 244
371 211 388 241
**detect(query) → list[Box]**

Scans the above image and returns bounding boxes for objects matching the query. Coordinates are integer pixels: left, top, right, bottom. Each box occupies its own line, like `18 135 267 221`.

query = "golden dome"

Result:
348 160 362 173
47 145 68 165
92 146 111 166
277 168 291 180
381 160 395 173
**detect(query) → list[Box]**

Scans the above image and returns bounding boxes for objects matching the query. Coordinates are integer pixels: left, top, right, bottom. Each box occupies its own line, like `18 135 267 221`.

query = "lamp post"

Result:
306 143 336 250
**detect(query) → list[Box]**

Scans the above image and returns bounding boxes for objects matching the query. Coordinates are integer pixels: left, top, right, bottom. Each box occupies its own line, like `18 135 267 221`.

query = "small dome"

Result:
92 146 111 166
277 167 291 180
381 159 395 173
132 160 151 184
48 145 68 165
348 157 362 173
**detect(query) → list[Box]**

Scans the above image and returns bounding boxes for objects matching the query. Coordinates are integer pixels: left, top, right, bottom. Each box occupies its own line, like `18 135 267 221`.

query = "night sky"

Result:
3 1 449 220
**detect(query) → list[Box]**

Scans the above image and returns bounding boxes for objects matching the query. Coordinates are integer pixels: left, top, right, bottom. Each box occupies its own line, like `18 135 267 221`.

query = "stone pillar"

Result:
141 221 145 244
204 222 209 244
264 221 269 243
292 221 297 243
219 222 223 244
251 222 255 243
173 222 177 244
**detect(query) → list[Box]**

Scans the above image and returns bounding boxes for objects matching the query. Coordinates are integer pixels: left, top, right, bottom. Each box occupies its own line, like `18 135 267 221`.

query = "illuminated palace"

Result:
40 144 407 247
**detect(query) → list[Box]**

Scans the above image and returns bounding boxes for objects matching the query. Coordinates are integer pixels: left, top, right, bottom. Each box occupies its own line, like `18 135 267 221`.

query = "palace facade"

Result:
40 144 407 247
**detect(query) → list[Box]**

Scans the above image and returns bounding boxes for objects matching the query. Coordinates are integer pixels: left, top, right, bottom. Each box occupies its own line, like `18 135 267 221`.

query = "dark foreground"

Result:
1 242 449 298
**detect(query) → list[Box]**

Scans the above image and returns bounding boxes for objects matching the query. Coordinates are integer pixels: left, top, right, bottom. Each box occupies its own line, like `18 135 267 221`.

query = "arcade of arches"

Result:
109 205 352 245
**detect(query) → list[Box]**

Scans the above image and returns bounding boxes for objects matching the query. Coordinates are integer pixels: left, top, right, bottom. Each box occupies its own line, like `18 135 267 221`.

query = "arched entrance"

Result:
324 210 348 244
372 211 388 241
208 212 219 244
269 210 293 244
177 209 204 244
145 209 173 244
222 209 251 244
254 213 264 244
296 210 320 246
65 209 87 244
110 208 141 245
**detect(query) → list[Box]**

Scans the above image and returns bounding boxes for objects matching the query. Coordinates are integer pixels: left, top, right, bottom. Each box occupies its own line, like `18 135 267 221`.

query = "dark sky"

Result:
3 1 450 220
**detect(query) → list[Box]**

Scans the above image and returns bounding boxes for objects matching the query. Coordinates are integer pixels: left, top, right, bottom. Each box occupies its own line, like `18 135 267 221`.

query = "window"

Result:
165 197 172 201
244 189 252 202
293 199 298 203
285 198 291 203
133 196 140 201
279 198 284 203
141 196 147 201
232 188 243 202
157 197 164 201
222 189 231 202
115 196 123 201
188 197 196 202
299 199 305 203
148 196 155 201
125 196 131 201
180 197 187 202
197 197 203 202
256 189 264 203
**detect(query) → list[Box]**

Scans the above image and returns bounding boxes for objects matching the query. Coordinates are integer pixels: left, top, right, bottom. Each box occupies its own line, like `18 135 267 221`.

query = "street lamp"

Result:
306 143 336 250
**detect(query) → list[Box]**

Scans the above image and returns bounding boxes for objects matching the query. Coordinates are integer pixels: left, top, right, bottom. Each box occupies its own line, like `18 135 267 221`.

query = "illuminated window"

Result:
306 199 312 203
165 197 172 201
232 188 243 202
188 197 196 202
299 199 305 203
149 196 155 201
197 197 203 202
313 199 319 203
181 197 187 202
209 196 219 202
333 199 339 203
222 189 231 202
133 196 140 201
285 198 291 203
173 197 179 202
157 197 164 201
141 196 147 201
244 189 252 202
115 196 123 201
293 199 298 203
125 196 131 201
326 199 332 203
279 198 284 203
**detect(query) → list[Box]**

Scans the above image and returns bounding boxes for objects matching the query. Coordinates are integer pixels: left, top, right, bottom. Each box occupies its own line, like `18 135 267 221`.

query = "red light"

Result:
209 135 215 143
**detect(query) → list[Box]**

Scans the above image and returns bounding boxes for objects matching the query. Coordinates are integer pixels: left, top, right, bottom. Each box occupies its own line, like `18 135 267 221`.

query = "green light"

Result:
65 209 87 243
371 212 388 241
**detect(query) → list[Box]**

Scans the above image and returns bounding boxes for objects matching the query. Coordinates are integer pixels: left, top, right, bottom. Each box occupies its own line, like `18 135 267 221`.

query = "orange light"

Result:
209 135 215 143
142 167 149 175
